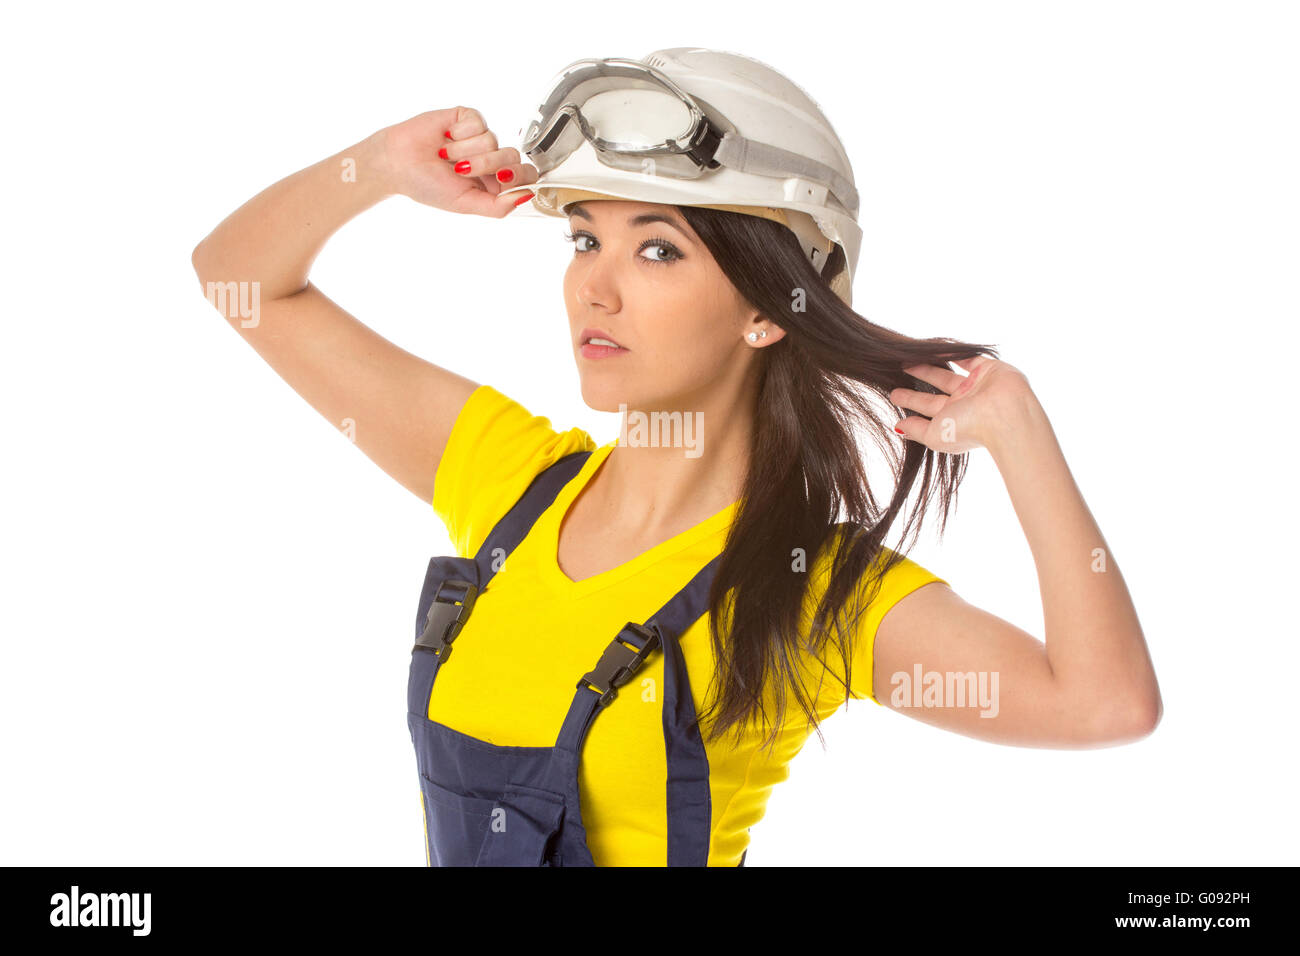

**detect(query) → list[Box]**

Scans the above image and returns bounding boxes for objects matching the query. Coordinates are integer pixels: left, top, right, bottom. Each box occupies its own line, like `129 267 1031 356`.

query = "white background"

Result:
2 0 1295 866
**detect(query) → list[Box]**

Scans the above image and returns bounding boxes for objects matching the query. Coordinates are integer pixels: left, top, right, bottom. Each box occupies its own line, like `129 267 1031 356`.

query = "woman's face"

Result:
563 199 776 414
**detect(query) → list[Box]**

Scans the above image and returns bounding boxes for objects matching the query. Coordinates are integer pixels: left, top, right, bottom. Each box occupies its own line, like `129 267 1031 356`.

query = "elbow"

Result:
191 238 210 286
1141 691 1164 736
1088 692 1162 745
1120 694 1162 742
191 238 228 303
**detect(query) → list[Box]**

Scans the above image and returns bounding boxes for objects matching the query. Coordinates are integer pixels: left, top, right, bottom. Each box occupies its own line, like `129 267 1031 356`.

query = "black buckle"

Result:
577 622 661 709
689 121 724 170
414 579 478 660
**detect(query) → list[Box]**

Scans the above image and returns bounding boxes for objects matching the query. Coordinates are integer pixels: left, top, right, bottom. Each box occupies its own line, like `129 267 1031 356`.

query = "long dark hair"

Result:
673 204 999 754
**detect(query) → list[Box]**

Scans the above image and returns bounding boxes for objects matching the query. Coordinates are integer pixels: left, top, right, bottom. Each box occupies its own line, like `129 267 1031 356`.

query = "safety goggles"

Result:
519 57 859 216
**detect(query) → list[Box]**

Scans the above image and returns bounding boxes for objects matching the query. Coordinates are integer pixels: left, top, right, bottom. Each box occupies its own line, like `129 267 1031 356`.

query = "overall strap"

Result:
414 449 593 661
471 449 593 587
555 552 722 866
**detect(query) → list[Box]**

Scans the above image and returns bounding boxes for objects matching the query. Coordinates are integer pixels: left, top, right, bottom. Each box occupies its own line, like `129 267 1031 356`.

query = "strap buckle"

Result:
577 622 661 709
414 579 478 660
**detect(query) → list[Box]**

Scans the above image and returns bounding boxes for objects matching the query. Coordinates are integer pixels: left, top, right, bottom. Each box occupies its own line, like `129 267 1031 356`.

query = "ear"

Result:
744 315 786 346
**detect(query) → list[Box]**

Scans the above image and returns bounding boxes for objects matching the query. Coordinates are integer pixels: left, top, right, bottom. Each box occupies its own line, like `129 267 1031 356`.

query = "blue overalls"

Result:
406 450 748 866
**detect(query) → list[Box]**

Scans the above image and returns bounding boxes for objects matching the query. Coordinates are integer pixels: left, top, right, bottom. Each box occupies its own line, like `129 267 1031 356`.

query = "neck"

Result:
595 388 753 537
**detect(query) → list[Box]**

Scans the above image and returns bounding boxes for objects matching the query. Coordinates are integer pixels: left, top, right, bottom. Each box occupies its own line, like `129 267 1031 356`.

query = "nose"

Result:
570 251 621 314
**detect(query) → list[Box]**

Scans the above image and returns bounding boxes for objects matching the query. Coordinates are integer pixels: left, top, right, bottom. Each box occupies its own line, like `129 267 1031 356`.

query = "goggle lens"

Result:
522 60 708 178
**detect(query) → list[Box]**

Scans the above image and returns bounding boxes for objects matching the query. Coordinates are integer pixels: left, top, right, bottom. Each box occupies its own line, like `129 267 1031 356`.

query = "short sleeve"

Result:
849 552 948 706
432 384 598 558
806 542 949 711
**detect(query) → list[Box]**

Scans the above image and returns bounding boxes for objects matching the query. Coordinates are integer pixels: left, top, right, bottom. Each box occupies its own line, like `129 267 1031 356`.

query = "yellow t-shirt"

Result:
428 384 948 866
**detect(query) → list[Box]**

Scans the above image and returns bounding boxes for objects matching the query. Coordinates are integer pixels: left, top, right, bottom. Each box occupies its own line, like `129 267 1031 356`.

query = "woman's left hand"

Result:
888 356 1038 454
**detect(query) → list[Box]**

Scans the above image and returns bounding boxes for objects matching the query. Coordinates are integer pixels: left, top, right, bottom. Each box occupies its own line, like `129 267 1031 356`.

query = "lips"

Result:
579 327 624 349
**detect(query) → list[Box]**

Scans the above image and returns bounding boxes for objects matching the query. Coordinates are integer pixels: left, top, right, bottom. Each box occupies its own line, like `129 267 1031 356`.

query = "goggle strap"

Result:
713 133 860 218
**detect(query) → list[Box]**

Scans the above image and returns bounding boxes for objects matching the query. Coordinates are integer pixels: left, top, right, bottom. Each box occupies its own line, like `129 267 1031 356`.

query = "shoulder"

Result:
809 526 948 605
432 384 599 556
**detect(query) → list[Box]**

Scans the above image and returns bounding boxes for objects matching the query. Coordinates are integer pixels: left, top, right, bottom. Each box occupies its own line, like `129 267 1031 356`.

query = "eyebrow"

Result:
568 203 693 240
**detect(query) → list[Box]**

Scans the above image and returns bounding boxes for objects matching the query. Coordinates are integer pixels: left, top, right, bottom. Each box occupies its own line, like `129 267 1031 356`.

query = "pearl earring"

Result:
747 330 768 343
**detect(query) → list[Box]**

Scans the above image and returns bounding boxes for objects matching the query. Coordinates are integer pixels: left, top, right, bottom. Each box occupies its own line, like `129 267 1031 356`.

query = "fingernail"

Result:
454 161 471 174
496 169 514 183
444 130 453 139
894 426 906 435
512 192 534 207
438 147 448 160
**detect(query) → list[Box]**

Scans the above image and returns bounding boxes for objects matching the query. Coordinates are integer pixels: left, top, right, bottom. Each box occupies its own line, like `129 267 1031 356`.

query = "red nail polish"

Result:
512 192 534 207
454 161 470 174
496 169 514 183
894 426 905 435
444 130 453 139
438 147 448 160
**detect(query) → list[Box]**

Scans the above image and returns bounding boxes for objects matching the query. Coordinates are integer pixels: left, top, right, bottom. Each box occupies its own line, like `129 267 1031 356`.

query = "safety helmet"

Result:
499 48 862 307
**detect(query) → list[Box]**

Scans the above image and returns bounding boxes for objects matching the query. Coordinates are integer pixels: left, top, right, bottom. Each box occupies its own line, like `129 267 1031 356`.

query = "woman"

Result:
191 49 1162 866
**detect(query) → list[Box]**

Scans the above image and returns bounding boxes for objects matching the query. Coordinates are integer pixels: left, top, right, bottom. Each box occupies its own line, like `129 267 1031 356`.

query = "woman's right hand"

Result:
374 106 539 217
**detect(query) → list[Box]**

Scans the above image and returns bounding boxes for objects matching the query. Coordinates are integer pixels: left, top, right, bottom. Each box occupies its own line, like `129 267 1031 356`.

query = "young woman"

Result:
191 49 1162 867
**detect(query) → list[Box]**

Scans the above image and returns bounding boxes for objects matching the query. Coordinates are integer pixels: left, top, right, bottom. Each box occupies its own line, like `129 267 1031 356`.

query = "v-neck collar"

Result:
537 438 739 597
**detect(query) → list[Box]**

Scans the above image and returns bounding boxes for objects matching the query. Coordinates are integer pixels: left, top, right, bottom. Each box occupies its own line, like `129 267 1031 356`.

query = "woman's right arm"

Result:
190 108 537 504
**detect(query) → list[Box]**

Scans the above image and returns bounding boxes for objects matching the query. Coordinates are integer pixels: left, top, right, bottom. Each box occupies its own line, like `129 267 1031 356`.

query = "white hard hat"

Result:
499 48 862 307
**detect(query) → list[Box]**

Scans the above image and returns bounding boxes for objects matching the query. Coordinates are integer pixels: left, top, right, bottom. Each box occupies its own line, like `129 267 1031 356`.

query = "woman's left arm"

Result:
872 357 1162 748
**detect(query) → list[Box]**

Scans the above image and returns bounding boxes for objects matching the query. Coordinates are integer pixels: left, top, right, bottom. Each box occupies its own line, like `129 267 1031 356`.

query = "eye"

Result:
563 230 597 253
562 230 683 266
637 240 683 264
